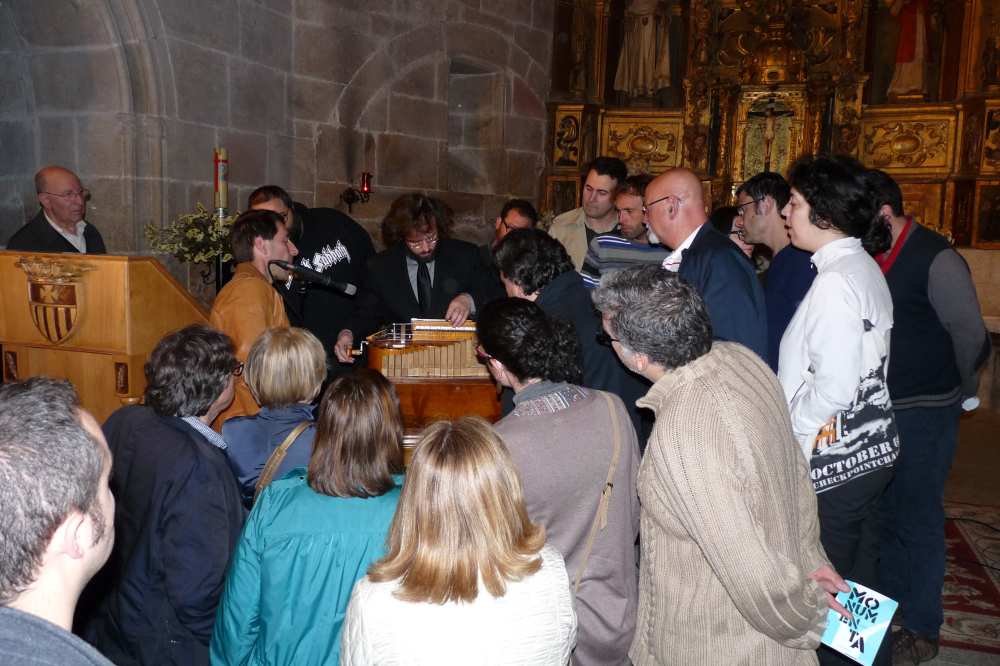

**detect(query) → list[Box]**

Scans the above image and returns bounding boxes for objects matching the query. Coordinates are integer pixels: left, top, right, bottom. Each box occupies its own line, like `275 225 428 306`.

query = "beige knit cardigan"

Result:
630 342 830 666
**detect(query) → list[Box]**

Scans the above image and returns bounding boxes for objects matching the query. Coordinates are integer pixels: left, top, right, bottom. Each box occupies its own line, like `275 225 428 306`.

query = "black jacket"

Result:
347 237 505 340
6 210 107 254
535 270 650 436
80 406 244 666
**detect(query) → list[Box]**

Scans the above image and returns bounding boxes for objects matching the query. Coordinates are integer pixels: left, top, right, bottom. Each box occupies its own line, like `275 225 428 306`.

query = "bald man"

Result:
645 168 768 363
6 167 107 254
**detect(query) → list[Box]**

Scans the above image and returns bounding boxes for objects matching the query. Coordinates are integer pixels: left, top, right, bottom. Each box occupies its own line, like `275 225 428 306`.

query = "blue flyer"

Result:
820 580 898 666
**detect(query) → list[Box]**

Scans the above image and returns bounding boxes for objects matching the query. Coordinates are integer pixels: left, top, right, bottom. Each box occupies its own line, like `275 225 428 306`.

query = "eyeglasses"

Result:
42 189 91 202
642 194 683 215
730 229 746 241
475 344 492 360
233 360 244 377
595 324 619 347
736 198 764 217
406 235 438 250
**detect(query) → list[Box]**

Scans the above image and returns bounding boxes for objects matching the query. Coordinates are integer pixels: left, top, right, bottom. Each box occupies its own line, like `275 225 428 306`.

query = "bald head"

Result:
645 168 708 249
35 167 87 232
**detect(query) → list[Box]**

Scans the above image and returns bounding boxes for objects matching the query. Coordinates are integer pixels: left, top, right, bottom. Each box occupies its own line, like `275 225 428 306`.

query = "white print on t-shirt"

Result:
300 240 350 273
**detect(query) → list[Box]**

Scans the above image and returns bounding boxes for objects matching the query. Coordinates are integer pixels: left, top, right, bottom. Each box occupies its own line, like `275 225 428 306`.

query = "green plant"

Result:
144 203 237 263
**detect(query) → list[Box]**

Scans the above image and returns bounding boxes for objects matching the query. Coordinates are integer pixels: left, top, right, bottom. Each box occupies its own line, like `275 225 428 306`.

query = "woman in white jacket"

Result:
340 417 578 666
777 155 898 666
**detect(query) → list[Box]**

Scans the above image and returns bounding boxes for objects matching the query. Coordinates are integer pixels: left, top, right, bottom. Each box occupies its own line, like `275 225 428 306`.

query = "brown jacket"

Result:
209 263 289 430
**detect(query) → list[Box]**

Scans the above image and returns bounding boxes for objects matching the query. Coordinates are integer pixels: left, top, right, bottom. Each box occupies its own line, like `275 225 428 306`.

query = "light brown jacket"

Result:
209 263 289 430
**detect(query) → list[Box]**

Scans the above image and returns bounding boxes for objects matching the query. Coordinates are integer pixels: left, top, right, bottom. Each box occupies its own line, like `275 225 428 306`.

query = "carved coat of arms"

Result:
15 256 94 345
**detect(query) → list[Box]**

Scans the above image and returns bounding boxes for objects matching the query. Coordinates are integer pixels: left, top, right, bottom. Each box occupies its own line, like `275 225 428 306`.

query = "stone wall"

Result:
0 0 555 299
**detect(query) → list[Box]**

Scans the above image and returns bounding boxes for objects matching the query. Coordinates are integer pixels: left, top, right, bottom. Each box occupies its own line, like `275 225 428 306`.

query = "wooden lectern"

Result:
0 252 209 423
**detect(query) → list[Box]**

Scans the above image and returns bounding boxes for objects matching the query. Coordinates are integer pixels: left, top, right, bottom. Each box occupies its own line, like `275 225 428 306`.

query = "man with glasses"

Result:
248 185 375 378
645 167 768 363
6 166 107 254
334 193 503 363
79 324 244 666
478 199 538 280
734 172 815 372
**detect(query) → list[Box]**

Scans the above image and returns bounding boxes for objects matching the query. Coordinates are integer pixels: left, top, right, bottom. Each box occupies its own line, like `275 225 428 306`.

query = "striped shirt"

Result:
581 235 671 288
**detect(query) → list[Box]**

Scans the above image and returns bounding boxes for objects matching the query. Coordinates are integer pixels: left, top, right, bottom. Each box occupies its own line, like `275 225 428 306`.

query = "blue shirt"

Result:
222 403 317 509
765 244 816 373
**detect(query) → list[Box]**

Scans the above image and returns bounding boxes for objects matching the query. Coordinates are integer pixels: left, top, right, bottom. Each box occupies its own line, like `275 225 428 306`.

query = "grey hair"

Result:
591 265 713 370
0 377 105 604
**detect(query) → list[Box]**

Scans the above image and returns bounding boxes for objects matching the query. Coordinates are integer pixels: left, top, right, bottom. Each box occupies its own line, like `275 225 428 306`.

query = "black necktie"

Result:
417 262 432 315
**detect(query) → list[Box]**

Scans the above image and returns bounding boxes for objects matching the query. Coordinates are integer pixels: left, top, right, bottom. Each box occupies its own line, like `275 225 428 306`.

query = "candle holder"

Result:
340 173 372 213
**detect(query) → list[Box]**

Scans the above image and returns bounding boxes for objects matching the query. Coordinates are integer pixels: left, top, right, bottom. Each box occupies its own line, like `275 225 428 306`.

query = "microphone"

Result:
270 260 357 296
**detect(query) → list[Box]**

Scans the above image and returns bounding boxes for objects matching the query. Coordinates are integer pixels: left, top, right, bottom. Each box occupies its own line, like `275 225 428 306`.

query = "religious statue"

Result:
983 37 1000 91
886 0 933 97
614 0 672 99
748 103 794 171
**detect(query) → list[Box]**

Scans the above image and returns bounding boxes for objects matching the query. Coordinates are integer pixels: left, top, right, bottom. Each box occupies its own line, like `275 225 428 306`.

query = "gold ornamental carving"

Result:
607 125 677 169
601 110 683 174
863 121 949 169
15 255 95 345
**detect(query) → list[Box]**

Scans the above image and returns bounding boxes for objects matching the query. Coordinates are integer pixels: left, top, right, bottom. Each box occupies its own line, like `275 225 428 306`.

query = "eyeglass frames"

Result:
595 323 620 347
42 189 91 202
642 194 684 216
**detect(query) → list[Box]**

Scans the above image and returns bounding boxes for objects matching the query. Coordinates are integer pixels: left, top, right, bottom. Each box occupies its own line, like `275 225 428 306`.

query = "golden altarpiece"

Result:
544 0 1000 248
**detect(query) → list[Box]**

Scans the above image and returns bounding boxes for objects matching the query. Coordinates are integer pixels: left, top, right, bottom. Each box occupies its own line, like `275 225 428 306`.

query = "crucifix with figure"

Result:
748 100 795 172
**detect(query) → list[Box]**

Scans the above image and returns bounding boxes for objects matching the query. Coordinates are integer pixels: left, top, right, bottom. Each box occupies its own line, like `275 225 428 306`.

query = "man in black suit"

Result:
6 167 107 254
334 193 504 363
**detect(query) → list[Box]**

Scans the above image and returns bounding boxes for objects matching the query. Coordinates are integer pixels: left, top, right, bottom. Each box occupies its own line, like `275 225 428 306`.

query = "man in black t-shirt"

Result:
249 186 376 379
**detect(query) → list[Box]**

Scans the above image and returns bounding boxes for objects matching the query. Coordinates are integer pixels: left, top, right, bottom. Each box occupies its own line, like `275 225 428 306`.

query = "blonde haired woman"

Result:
340 418 578 665
223 326 326 507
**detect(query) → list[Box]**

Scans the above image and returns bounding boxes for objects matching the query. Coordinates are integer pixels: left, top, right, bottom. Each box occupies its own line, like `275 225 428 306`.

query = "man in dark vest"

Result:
869 170 991 666
6 167 107 254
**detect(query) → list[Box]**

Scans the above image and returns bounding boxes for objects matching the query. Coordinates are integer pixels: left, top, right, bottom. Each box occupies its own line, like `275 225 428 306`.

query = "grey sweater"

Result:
495 381 640 666
631 342 829 666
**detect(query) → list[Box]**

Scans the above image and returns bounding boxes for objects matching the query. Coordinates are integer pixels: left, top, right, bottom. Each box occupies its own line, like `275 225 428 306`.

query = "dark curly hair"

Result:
380 193 455 248
786 155 891 255
475 298 583 385
144 324 236 417
492 228 574 296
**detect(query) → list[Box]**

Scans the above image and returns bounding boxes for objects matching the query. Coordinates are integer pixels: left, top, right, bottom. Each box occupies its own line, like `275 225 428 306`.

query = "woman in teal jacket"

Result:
210 369 406 665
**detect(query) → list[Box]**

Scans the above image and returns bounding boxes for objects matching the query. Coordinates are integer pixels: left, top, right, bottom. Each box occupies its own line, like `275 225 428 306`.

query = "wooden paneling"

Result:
0 252 209 423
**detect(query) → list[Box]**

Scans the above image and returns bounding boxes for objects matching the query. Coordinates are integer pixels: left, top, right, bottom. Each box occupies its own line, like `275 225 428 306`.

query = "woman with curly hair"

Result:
778 155 898 666
476 297 640 666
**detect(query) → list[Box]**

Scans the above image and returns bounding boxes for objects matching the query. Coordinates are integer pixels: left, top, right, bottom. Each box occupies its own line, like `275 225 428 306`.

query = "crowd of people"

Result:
0 154 991 666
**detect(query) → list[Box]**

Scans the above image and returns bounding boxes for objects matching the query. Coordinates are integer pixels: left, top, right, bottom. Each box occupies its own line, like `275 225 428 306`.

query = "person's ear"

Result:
54 512 88 561
253 235 269 258
762 196 775 215
37 192 49 210
878 204 894 220
634 353 651 374
495 217 503 231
